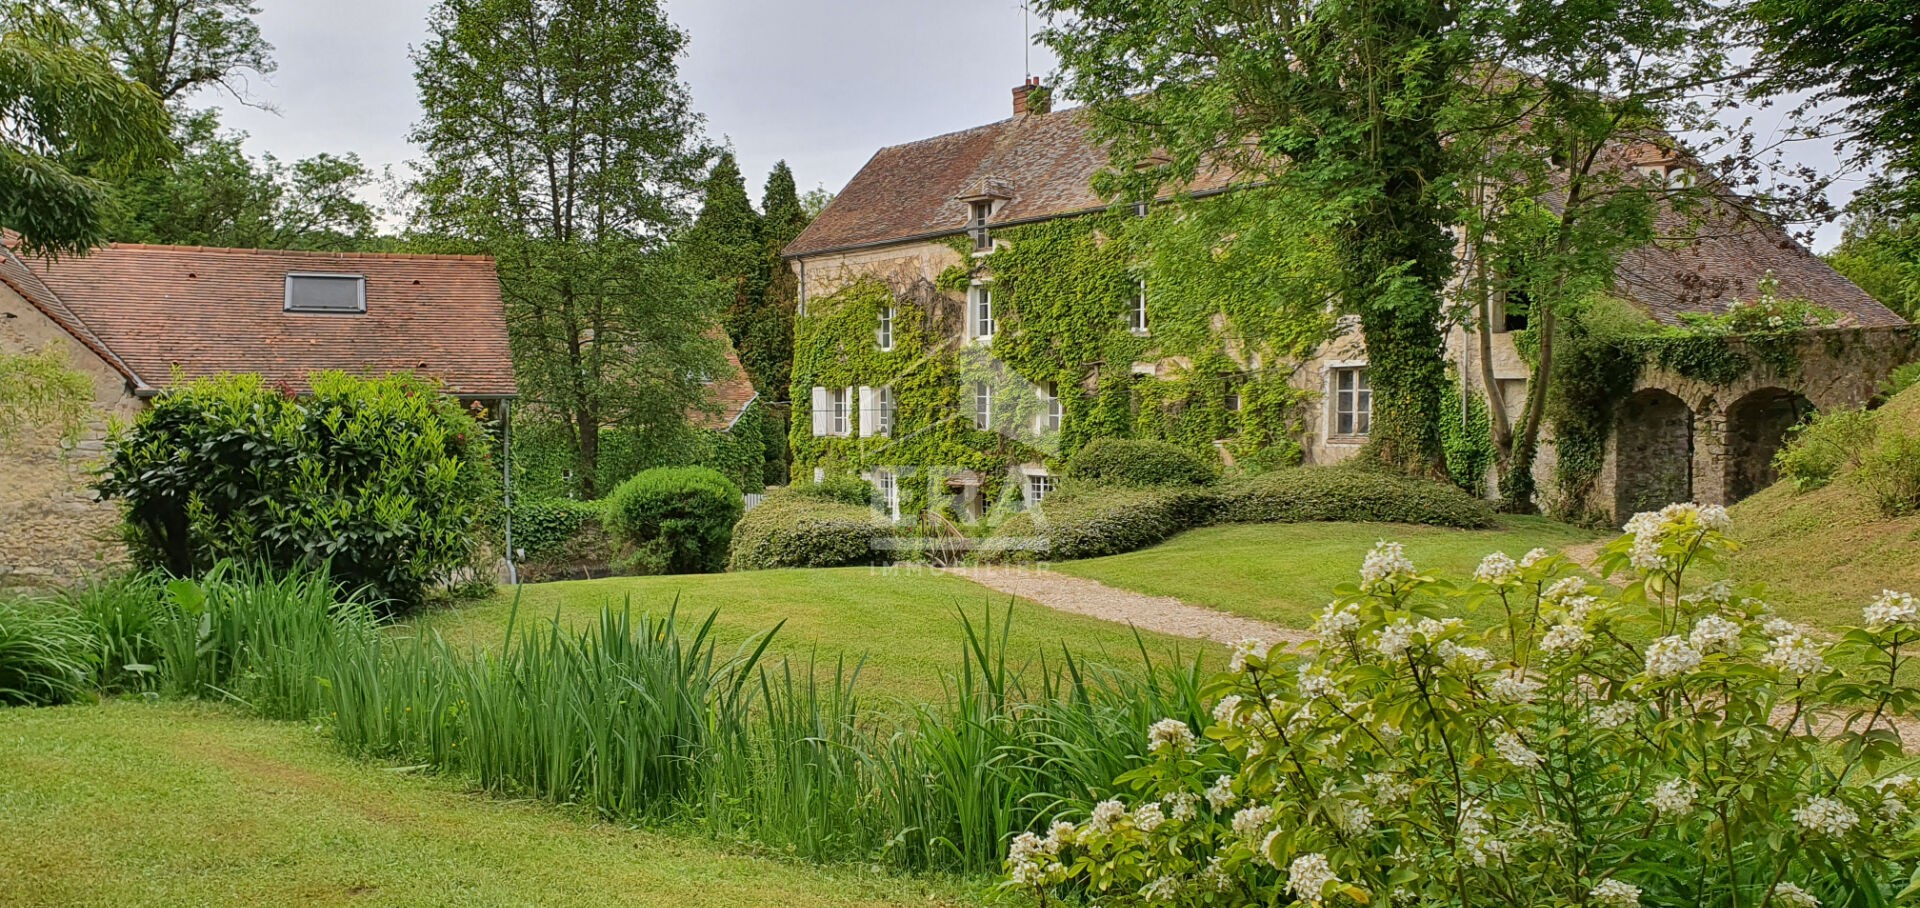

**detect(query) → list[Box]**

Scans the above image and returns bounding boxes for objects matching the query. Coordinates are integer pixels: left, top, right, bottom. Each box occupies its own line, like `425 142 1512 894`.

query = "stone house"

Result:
782 82 1913 522
0 239 516 587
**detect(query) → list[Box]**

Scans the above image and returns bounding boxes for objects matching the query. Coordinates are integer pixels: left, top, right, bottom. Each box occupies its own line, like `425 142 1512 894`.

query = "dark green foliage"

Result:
726 492 888 570
690 152 768 354
1439 375 1496 494
512 404 768 502
1828 214 1920 321
61 573 164 691
602 467 743 575
97 372 500 610
1231 443 1305 478
1776 409 1878 492
977 485 1217 563
1213 467 1494 529
509 497 607 563
0 597 95 706
1065 437 1220 488
1885 362 1920 400
781 474 874 507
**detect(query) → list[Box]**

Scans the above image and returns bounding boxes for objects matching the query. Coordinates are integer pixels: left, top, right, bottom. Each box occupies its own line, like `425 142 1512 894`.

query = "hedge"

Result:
1064 438 1220 488
509 497 614 582
1213 466 1495 529
604 467 743 575
728 493 891 571
975 484 1217 563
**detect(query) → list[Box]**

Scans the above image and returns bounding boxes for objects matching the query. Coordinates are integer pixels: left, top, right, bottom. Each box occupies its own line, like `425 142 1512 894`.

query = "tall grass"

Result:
60 574 164 691
0 598 95 705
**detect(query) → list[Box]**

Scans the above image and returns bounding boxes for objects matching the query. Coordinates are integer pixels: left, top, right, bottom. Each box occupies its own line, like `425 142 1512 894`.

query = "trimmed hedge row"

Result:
977 466 1493 563
727 492 891 571
1064 438 1220 488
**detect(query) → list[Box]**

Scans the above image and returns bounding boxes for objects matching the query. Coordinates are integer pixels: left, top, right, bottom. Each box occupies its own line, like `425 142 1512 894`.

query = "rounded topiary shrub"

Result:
98 372 499 611
976 484 1217 563
603 467 743 575
728 492 890 570
1065 437 1220 488
1213 466 1494 529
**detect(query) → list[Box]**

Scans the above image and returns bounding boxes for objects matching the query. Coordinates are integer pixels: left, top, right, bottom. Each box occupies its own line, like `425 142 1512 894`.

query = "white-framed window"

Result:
1331 367 1372 437
859 385 894 437
812 386 853 437
285 273 366 313
1128 278 1149 334
971 382 992 430
968 200 993 252
968 284 995 342
874 469 900 522
877 306 894 351
1036 381 1063 432
1026 472 1056 505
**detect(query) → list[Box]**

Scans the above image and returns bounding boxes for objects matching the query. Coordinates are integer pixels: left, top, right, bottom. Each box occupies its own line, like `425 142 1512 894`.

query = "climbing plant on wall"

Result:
0 345 93 450
790 191 1336 511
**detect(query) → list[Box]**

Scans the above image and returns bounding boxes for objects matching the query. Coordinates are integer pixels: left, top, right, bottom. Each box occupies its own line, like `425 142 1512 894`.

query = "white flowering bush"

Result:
1005 503 1920 905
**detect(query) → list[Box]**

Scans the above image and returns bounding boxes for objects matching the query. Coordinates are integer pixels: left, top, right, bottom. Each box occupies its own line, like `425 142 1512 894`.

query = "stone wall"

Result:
0 284 141 588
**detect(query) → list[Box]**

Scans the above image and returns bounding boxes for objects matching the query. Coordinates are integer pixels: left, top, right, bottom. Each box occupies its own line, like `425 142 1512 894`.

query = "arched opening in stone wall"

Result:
1615 389 1695 518
1725 387 1815 503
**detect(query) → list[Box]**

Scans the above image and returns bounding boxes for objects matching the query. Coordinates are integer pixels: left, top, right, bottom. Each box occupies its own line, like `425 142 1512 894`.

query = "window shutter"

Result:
811 387 829 436
858 386 876 438
843 387 854 436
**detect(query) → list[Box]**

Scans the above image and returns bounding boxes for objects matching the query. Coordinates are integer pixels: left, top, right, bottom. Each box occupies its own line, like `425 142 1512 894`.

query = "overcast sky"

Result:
209 1 1857 248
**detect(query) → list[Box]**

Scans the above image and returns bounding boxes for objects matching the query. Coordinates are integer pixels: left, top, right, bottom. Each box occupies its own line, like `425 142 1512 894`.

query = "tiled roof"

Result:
0 243 144 388
784 106 1239 258
10 241 517 397
692 330 759 431
792 108 1902 327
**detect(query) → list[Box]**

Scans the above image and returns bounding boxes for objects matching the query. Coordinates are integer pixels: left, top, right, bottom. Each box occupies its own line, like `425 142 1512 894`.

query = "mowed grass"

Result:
0 701 991 908
417 566 1216 704
1053 517 1603 628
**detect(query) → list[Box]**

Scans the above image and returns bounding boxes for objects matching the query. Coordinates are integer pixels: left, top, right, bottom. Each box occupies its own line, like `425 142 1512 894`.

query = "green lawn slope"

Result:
0 702 987 907
1730 383 1920 627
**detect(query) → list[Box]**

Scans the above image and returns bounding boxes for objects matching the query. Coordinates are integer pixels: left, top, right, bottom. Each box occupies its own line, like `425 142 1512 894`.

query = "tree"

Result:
50 0 273 104
1752 0 1920 217
754 160 809 484
0 5 171 256
410 0 721 499
1827 211 1920 321
687 151 765 354
111 110 377 249
1039 0 1471 476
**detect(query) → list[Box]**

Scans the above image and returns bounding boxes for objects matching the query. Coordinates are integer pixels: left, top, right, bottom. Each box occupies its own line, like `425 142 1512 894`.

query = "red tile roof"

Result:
692 330 759 431
792 108 1902 327
7 240 517 398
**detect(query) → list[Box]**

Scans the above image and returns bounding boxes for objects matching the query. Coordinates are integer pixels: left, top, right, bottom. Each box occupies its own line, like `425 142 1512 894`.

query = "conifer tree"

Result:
752 160 809 484
688 152 767 354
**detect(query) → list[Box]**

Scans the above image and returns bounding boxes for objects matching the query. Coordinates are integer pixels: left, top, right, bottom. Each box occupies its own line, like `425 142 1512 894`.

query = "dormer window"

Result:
968 200 993 252
285 273 366 313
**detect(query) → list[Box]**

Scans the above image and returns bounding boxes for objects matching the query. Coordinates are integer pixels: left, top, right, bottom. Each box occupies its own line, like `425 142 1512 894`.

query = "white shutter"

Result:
843 387 854 435
858 386 876 438
811 386 829 436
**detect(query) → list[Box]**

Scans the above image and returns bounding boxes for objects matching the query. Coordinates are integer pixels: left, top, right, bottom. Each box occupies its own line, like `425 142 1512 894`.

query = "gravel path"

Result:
943 566 1308 646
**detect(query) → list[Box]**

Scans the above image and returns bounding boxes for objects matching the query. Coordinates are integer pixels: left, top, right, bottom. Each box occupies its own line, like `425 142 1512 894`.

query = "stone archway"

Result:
1724 387 1815 502
1615 389 1695 518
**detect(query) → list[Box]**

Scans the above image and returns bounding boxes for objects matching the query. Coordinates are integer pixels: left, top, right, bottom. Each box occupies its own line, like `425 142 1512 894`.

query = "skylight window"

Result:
285 273 366 313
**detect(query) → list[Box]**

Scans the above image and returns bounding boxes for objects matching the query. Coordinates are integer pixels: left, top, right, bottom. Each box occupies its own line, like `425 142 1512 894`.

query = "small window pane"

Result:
286 274 365 312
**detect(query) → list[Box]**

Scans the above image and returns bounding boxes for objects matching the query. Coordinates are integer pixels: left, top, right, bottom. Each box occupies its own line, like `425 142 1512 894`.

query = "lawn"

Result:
1053 517 1604 628
0 701 992 907
418 566 1215 704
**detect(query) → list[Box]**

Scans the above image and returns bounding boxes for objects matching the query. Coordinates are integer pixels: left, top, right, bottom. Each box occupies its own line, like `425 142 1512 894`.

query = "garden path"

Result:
943 566 1309 646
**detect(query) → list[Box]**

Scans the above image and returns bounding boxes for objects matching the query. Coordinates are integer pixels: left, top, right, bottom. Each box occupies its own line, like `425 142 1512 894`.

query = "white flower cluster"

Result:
1540 622 1592 655
1229 637 1271 673
1089 799 1127 834
1332 800 1373 836
1133 802 1166 833
1771 882 1820 908
1643 635 1704 679
1493 730 1543 769
1286 853 1339 904
1623 503 1732 574
1590 699 1638 730
1166 791 1197 822
1365 771 1412 807
1437 640 1496 674
1873 774 1916 821
1006 822 1073 885
1360 541 1417 590
1457 799 1510 866
1688 614 1743 656
1590 879 1642 907
1206 774 1236 811
1232 804 1275 839
1519 547 1552 568
1762 631 1828 678
1473 551 1519 585
1314 602 1362 646
1373 619 1416 659
1645 778 1697 816
1864 590 1919 630
1138 874 1180 902
1148 718 1198 756
1488 672 1543 704
1297 665 1337 701
1212 694 1243 727
1764 616 1798 637
1793 796 1859 838
1544 576 1588 602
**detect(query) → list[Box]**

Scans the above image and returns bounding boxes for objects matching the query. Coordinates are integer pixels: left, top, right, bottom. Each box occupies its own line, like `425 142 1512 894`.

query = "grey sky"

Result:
212 0 1058 212
211 1 1856 248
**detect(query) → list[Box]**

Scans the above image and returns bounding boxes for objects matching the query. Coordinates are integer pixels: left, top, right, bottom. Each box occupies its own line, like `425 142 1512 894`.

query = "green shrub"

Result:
507 497 614 582
727 492 890 570
1861 429 1920 517
976 484 1217 563
0 597 95 706
1882 361 1920 400
1213 466 1495 529
603 467 743 575
1775 408 1879 491
98 372 500 611
781 474 875 507
1064 437 1220 488
1231 442 1305 478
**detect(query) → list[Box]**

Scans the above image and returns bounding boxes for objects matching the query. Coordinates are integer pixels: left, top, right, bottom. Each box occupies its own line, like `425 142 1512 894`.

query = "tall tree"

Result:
410 0 720 498
1039 0 1470 476
753 159 808 484
50 0 272 104
687 151 765 354
0 4 170 256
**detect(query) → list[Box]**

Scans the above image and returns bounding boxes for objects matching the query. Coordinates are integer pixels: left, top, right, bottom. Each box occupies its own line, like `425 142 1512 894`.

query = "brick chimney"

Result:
1012 76 1049 116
